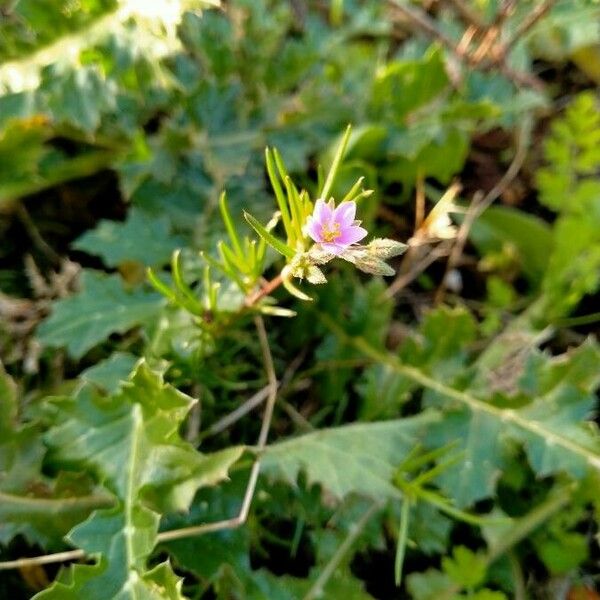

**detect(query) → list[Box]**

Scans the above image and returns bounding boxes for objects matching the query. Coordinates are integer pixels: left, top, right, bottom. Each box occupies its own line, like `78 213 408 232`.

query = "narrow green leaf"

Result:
243 211 295 258
395 498 411 586
320 124 352 201
171 250 205 315
219 192 243 258
265 148 293 240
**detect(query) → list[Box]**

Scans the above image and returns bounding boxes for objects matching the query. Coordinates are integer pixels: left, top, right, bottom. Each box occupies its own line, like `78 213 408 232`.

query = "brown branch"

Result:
501 0 557 56
388 0 546 91
446 0 485 29
244 273 284 307
388 0 469 59
434 121 531 304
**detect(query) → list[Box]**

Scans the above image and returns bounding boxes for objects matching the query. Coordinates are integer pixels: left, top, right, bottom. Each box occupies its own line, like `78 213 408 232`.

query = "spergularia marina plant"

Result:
149 126 407 315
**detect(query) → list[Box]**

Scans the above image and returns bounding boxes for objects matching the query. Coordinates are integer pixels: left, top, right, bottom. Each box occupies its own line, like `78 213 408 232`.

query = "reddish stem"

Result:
244 274 284 307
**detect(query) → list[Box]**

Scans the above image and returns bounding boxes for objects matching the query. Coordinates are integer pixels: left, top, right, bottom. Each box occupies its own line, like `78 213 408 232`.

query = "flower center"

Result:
321 221 341 242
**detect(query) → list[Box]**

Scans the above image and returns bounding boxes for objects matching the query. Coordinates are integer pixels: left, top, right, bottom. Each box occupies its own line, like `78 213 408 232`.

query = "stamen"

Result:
321 221 341 242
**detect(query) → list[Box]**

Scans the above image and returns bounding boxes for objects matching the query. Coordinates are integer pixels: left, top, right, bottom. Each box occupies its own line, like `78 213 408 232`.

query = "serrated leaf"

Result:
426 410 505 508
37 270 164 359
442 545 487 588
81 352 139 394
37 363 242 598
40 64 117 133
324 318 600 508
74 209 185 268
0 365 109 546
262 413 438 500
406 568 453 600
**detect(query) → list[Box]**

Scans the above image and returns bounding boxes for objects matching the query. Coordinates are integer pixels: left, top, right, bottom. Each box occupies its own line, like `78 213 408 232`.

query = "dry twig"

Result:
434 121 531 304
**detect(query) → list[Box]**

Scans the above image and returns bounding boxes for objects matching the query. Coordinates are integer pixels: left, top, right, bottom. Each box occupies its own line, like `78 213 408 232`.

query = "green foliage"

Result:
535 92 600 318
1 1 600 598
74 209 185 268
37 270 164 359
36 362 242 598
262 413 436 500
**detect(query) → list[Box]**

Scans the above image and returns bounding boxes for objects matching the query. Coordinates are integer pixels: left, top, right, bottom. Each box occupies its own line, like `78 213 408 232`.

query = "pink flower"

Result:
305 199 367 255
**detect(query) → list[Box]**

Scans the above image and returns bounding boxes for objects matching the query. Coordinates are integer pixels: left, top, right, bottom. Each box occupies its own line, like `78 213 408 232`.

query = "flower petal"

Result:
336 225 368 245
320 242 345 255
305 217 324 243
334 201 356 227
313 198 333 224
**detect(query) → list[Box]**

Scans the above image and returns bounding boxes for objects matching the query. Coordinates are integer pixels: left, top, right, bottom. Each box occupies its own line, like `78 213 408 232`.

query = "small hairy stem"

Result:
244 273 284 307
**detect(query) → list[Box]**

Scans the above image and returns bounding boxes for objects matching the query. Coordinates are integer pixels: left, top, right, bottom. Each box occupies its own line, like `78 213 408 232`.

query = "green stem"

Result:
318 312 600 472
394 497 411 586
303 501 381 600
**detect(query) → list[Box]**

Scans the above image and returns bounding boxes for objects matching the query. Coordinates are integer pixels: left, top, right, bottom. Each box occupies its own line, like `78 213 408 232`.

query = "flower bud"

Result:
367 238 408 259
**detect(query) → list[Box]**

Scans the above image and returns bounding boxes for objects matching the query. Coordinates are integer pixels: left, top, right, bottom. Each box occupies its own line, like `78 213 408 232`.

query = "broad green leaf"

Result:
0 366 108 546
429 339 600 505
370 47 449 121
442 546 487 589
0 0 118 63
406 568 453 600
37 270 164 359
322 317 600 507
426 410 505 508
74 209 185 268
39 64 116 133
262 412 438 500
468 205 553 284
81 352 139 394
0 361 17 437
37 363 242 598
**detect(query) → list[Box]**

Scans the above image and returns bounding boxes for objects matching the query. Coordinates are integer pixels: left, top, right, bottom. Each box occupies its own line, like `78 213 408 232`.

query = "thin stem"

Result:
254 316 279 448
303 502 381 600
318 312 600 472
435 120 530 303
386 243 450 298
0 550 85 571
446 0 486 29
501 0 557 56
200 385 271 440
15 204 62 266
394 497 411 586
244 273 284 307
156 316 278 543
389 0 467 59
